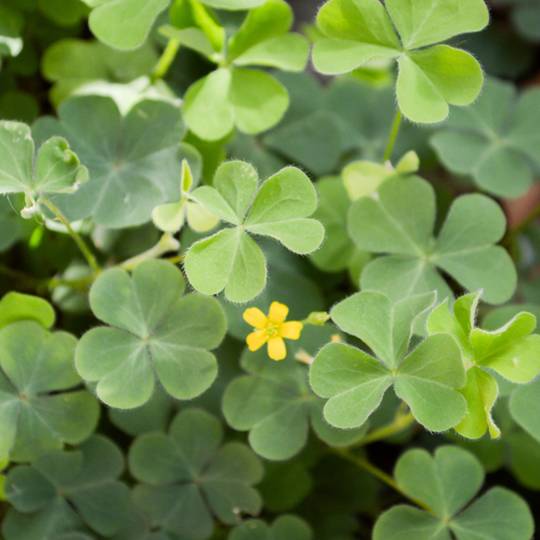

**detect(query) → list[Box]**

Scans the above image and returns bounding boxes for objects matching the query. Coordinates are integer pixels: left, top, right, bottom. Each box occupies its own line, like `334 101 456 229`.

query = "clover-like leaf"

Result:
349 176 516 305
313 0 488 123
0 121 88 205
185 161 324 303
181 0 309 140
228 515 312 540
0 292 55 329
85 0 170 50
75 259 227 409
0 321 99 462
431 77 540 198
223 326 365 461
510 378 540 444
373 446 534 540
33 95 189 229
310 291 467 431
42 38 158 106
4 436 133 539
427 292 540 439
129 408 263 539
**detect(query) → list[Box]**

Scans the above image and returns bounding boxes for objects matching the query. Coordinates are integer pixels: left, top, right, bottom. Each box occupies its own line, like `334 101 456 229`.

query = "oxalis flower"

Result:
243 302 303 361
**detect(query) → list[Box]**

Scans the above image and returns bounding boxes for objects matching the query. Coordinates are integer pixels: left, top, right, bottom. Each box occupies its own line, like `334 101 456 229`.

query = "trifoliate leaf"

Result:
181 0 309 140
223 326 365 461
87 0 170 50
0 321 99 461
75 260 226 408
373 446 534 540
185 161 324 302
427 292 540 439
4 436 133 538
129 408 263 538
42 39 158 106
37 0 88 27
33 95 188 229
350 176 516 305
0 197 26 251
228 515 312 540
431 77 540 198
310 291 467 431
0 121 87 205
313 0 488 123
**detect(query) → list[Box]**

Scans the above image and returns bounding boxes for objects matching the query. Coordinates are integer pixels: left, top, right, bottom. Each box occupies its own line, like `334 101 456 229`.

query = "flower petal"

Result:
246 330 268 352
243 307 268 329
280 321 303 340
268 301 289 323
267 337 287 361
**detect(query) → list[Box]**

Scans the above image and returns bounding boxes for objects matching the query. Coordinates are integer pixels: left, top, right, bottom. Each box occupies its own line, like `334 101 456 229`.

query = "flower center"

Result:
265 323 281 338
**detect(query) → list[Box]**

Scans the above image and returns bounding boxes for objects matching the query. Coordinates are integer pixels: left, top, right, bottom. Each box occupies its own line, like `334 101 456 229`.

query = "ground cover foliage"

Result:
0 0 539 538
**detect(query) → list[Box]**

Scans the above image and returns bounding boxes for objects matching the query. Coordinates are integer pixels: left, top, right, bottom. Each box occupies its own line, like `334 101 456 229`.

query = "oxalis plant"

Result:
0 0 540 539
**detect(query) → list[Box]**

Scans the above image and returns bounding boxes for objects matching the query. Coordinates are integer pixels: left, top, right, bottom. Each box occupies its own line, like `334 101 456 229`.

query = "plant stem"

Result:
152 38 181 82
120 233 180 271
39 198 100 274
358 411 415 446
334 448 432 513
383 109 403 162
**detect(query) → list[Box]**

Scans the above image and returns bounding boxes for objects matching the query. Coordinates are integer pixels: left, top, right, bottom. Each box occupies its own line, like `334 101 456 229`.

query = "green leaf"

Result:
42 38 157 106
313 0 488 122
427 293 540 438
200 0 266 9
33 95 187 229
385 0 489 50
311 292 465 431
396 45 483 124
374 446 534 540
0 122 87 201
350 176 516 305
183 68 289 141
0 292 55 329
76 260 226 408
4 436 133 537
129 409 263 537
309 176 359 273
223 326 364 460
510 378 540 443
229 515 312 540
88 0 170 50
0 322 99 462
431 77 540 198
185 163 323 302
330 291 435 369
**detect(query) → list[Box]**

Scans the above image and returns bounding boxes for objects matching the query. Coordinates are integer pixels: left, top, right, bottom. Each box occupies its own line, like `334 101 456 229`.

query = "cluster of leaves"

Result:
0 0 539 539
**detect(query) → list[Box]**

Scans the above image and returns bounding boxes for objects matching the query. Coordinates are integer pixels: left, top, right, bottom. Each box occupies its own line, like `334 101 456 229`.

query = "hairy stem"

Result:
120 233 180 271
40 198 100 274
152 38 181 82
335 448 432 513
383 109 403 162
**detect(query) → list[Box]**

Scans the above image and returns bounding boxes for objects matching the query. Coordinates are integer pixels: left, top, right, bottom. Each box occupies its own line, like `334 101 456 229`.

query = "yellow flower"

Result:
243 301 303 361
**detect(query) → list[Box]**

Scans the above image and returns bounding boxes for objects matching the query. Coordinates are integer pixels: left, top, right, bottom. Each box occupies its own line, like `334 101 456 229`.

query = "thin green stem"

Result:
334 448 432 513
120 233 180 271
40 198 100 274
152 38 181 82
358 411 415 446
383 109 403 162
